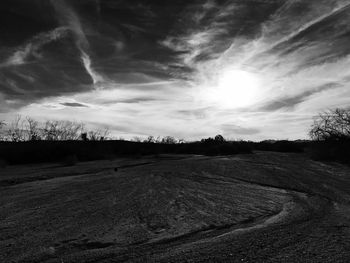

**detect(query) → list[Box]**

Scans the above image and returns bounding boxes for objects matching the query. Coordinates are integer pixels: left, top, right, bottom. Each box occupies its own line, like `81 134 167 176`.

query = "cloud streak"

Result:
50 0 105 87
60 102 88 107
1 27 67 67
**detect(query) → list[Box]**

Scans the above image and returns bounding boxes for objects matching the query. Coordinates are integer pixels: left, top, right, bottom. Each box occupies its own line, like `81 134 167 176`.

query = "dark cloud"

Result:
60 102 88 107
176 107 212 119
0 0 57 46
99 97 160 105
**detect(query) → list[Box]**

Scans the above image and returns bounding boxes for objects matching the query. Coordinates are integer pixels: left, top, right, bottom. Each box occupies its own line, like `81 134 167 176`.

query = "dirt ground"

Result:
1 152 350 262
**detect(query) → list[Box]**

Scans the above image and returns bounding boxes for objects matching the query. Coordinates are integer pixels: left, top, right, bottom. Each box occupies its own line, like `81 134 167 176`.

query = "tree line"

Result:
1 108 350 143
1 108 349 165
0 115 186 144
0 115 109 142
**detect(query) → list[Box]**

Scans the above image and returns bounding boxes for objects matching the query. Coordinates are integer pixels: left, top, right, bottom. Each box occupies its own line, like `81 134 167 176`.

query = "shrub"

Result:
307 140 350 164
255 140 305 153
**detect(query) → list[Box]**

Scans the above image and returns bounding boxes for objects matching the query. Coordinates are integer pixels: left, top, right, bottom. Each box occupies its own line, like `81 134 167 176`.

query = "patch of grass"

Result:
62 155 78 166
0 159 7 168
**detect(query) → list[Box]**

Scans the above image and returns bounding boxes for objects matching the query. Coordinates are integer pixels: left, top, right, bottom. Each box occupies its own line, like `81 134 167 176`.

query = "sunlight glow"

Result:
208 69 260 108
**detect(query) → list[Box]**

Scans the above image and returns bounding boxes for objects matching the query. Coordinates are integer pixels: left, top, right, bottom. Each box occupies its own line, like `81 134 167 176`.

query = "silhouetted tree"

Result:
25 117 41 141
87 128 110 141
178 138 186 144
146 136 155 143
310 108 350 141
81 132 88 141
0 121 6 141
43 120 84 141
8 115 26 142
161 136 177 144
201 137 214 143
214 134 225 142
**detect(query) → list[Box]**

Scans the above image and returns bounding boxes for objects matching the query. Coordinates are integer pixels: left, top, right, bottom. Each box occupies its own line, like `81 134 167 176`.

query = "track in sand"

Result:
1 152 350 262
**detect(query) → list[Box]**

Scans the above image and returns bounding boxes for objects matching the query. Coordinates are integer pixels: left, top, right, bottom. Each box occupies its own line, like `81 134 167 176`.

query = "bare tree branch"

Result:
310 108 350 141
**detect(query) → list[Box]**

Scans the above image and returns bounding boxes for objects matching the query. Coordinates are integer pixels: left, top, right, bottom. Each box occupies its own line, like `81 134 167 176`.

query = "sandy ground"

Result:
0 152 350 262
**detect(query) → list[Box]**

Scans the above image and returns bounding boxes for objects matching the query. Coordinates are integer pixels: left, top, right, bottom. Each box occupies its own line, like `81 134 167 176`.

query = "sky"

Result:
1 0 350 140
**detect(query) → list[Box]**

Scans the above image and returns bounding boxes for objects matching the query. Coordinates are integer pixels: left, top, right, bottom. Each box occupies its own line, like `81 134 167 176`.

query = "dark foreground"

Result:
1 152 350 262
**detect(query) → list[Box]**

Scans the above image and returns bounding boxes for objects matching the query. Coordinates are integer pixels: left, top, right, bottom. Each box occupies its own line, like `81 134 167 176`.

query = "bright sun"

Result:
208 69 260 108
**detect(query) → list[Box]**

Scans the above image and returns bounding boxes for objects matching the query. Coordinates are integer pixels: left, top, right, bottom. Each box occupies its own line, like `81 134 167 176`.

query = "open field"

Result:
1 152 350 262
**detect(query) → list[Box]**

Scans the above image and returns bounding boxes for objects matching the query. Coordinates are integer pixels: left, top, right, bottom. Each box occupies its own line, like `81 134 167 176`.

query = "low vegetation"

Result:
0 115 109 142
1 108 349 165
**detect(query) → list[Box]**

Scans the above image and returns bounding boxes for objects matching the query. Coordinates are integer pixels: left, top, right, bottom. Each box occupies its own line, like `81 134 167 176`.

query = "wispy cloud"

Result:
160 1 229 68
81 51 104 85
50 0 105 87
258 82 343 111
221 124 260 136
1 27 67 67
